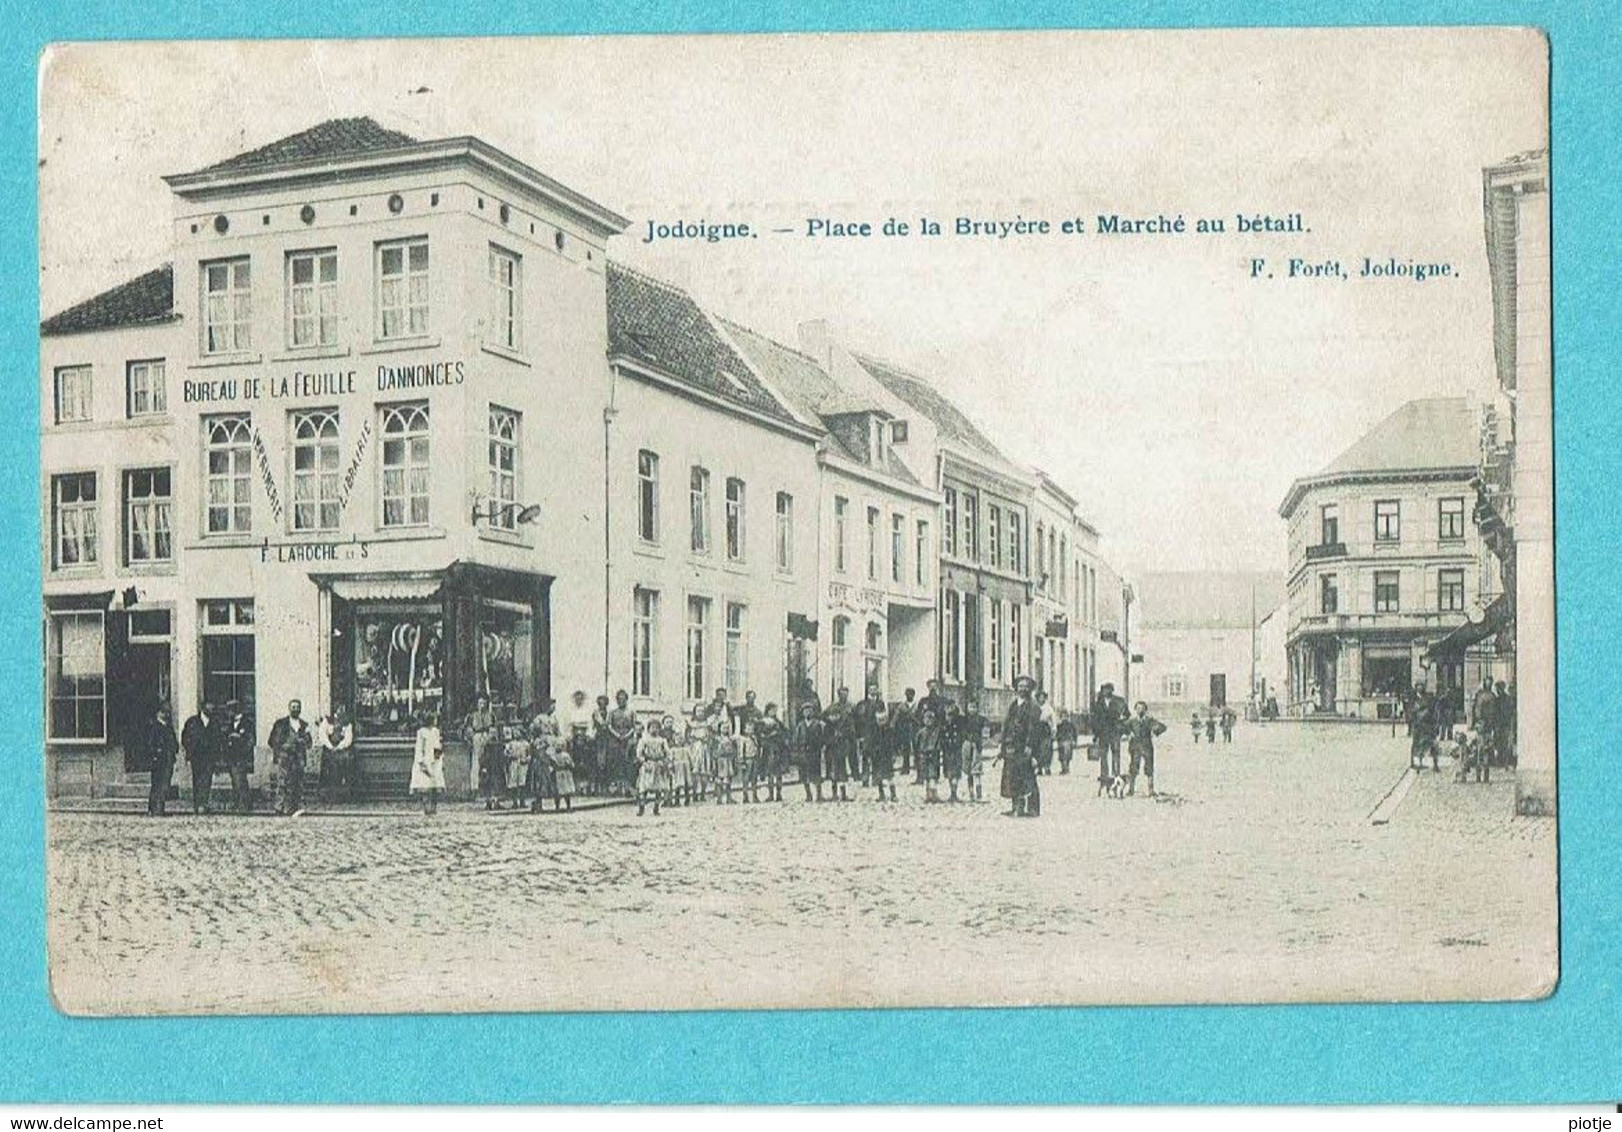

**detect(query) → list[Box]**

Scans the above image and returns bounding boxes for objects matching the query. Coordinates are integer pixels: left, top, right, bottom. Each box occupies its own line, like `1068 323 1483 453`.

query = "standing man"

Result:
917 679 951 785
734 689 762 736
269 699 313 816
1091 682 1129 795
1497 682 1516 767
143 702 180 817
1470 677 1498 768
223 700 255 813
822 686 856 801
315 705 355 804
181 701 219 815
1000 674 1042 817
891 688 918 778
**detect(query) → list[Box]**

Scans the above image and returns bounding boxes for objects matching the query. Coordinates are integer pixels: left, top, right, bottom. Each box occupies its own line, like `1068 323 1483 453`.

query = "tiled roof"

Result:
1137 570 1287 630
855 353 1007 463
41 264 176 336
1320 397 1478 477
188 117 420 176
721 320 923 486
606 263 800 425
721 320 875 418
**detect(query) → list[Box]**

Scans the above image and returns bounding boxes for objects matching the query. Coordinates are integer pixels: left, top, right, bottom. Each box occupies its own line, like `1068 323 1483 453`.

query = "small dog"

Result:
1097 773 1129 799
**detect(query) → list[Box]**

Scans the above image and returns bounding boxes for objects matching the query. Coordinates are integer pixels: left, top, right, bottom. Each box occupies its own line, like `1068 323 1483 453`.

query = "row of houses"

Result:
40 117 1127 799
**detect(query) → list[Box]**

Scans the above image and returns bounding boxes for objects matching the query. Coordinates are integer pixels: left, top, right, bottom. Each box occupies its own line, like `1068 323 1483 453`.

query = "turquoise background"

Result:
2 0 1617 1105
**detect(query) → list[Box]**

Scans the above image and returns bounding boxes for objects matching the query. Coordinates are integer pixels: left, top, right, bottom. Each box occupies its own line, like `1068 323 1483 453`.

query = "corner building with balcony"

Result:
42 118 628 798
1279 397 1505 719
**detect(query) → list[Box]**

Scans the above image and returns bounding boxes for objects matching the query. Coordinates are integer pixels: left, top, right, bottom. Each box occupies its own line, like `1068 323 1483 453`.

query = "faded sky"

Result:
38 30 1547 575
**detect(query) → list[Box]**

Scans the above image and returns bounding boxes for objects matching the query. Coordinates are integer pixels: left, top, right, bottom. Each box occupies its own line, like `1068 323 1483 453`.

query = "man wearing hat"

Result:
223 700 256 813
180 700 221 814
916 679 952 785
142 702 180 817
1000 674 1043 817
1091 682 1130 795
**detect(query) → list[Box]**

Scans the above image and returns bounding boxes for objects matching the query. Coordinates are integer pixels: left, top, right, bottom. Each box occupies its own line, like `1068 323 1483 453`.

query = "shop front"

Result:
318 561 551 797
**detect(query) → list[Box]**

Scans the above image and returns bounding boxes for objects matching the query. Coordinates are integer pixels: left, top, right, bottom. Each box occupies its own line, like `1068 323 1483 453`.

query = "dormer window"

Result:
870 416 889 466
890 420 909 444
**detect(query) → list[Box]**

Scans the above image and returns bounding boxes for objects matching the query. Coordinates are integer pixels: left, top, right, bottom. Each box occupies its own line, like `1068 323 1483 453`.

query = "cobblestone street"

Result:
46 722 1556 1015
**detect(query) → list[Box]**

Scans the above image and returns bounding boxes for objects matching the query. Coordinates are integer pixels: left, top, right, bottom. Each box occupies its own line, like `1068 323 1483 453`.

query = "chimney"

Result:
797 319 832 369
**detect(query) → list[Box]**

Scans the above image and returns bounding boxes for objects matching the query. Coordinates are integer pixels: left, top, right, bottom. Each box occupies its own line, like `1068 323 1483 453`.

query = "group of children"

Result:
409 700 580 816
1189 707 1238 745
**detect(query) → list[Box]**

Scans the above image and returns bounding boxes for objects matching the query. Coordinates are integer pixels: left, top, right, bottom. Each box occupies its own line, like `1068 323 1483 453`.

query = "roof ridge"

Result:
715 316 821 365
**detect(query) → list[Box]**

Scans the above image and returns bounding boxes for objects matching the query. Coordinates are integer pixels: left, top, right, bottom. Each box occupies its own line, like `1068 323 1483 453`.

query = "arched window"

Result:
380 403 431 527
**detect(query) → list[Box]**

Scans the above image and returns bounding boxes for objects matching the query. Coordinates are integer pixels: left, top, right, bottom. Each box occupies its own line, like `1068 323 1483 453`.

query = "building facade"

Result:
1131 571 1285 716
603 267 825 723
1480 148 1551 815
43 118 630 797
853 354 1039 721
42 115 1136 797
722 320 940 705
1279 398 1506 720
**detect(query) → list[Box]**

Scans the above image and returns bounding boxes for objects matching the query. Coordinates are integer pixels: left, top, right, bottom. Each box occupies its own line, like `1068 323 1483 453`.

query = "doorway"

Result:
1209 673 1227 708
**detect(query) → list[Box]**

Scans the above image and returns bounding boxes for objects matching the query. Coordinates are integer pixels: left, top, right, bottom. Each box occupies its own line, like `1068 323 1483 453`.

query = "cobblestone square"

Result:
46 722 1556 1015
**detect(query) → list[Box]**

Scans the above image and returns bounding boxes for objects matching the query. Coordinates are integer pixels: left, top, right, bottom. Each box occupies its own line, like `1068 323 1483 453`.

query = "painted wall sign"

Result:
183 361 465 404
258 537 371 563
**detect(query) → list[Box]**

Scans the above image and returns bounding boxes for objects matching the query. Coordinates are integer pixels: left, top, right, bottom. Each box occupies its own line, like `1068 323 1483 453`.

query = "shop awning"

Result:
315 573 444 602
1424 595 1511 660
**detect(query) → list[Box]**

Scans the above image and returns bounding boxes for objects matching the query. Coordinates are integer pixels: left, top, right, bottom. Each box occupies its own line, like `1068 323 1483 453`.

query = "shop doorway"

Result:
1209 673 1227 708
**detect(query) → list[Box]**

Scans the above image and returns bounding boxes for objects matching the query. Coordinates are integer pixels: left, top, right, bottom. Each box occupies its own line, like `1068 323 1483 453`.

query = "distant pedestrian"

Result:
1034 691 1056 775
1092 684 1129 797
635 718 672 817
1055 711 1078 775
999 675 1042 817
962 708 988 802
268 699 313 816
916 680 952 785
1498 682 1517 767
855 685 895 802
1125 701 1168 797
737 714 762 803
1410 683 1442 772
315 706 355 803
757 703 789 802
1220 707 1236 744
892 688 918 777
548 733 577 812
526 700 560 808
223 700 255 813
181 701 220 815
606 690 639 797
465 696 501 807
711 723 738 805
410 712 446 815
143 703 179 817
941 700 966 803
1190 712 1202 744
1470 678 1498 769
795 704 828 802
588 694 611 796
916 704 944 804
504 725 533 810
823 686 855 802
1204 714 1217 744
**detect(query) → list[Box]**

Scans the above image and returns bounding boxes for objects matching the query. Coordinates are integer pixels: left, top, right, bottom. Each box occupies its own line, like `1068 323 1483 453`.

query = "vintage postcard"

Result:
38 29 1554 1015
